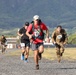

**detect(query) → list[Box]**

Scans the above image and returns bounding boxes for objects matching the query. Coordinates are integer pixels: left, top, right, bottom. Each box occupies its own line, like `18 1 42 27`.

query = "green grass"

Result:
68 33 76 44
5 48 76 61
43 48 76 61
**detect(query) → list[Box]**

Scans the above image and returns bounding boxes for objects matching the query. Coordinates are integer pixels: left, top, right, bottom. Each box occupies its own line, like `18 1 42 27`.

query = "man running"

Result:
18 22 30 63
0 35 7 53
26 15 49 70
52 25 68 63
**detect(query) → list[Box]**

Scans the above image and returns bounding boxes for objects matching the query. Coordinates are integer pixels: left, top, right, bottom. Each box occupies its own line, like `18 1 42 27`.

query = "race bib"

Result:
57 35 62 39
20 43 25 47
34 29 40 37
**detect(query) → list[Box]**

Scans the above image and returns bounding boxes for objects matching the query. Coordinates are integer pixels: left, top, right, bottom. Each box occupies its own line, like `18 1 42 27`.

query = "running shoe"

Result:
36 65 39 70
21 54 24 60
24 59 28 63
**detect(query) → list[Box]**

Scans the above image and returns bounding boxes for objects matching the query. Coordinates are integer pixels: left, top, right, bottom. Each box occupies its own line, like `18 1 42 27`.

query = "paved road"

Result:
0 49 76 75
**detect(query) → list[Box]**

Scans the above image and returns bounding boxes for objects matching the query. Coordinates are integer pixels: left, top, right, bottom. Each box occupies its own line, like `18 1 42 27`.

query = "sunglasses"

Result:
35 19 39 21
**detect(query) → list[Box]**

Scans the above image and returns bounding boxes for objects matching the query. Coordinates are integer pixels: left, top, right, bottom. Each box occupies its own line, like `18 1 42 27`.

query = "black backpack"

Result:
31 20 45 40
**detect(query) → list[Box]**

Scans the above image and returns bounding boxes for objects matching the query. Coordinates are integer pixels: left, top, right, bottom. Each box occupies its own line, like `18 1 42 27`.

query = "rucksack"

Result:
31 20 45 40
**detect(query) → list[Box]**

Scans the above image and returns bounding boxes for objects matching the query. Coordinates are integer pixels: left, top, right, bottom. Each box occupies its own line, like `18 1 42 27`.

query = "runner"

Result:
18 22 30 63
52 25 68 63
0 35 7 53
26 15 49 70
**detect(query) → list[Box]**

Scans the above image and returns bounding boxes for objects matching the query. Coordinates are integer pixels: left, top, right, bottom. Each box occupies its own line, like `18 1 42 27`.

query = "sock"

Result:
22 53 24 56
25 58 27 60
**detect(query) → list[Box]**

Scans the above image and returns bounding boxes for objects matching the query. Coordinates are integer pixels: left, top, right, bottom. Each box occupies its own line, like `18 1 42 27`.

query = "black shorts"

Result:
20 40 30 48
31 42 44 51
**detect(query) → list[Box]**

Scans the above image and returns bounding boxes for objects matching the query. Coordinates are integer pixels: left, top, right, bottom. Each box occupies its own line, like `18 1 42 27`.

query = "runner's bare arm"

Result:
63 31 68 45
51 31 56 44
17 31 23 37
26 31 32 40
46 29 49 38
45 29 50 43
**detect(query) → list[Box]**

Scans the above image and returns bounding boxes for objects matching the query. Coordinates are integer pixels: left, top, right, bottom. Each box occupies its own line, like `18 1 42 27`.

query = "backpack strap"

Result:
31 21 43 33
31 22 34 32
31 21 45 40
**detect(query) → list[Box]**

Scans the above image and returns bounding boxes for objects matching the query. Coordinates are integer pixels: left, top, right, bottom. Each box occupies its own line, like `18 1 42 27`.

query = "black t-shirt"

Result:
19 27 29 42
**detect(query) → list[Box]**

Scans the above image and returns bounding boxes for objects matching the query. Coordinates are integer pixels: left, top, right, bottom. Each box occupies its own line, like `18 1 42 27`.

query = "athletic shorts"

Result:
20 42 30 49
31 42 44 51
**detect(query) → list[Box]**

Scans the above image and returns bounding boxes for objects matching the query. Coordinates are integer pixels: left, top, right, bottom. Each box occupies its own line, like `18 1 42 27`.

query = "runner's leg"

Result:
21 43 25 60
24 46 30 62
56 46 61 63
38 44 44 60
34 50 39 70
31 43 39 70
60 43 65 56
60 46 65 57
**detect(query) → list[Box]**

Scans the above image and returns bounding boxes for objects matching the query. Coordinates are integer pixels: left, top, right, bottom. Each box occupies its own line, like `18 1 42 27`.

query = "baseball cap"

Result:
25 22 29 26
33 15 40 20
57 25 62 28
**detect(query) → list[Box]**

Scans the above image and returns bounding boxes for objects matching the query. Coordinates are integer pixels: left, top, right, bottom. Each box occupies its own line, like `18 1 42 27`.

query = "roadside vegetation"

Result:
68 33 76 44
5 48 76 61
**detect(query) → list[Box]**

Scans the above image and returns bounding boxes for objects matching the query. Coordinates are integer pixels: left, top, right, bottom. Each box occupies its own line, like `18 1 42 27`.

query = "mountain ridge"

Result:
0 0 76 35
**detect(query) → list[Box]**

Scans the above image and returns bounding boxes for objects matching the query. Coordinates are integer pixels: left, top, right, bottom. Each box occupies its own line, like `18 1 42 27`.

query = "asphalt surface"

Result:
0 49 76 75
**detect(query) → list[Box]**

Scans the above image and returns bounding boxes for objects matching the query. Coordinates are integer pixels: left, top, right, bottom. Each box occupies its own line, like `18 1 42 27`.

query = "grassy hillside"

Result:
0 0 76 43
68 33 76 44
6 48 76 60
0 0 76 28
